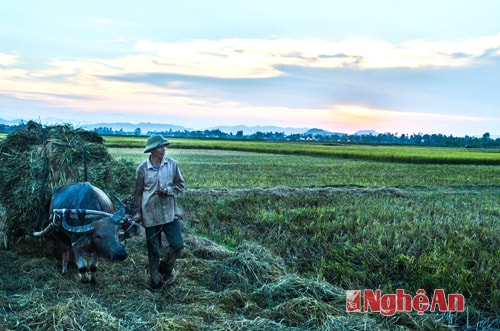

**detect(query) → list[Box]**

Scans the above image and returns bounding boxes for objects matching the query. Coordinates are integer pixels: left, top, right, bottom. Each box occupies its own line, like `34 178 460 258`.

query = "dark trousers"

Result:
145 219 184 285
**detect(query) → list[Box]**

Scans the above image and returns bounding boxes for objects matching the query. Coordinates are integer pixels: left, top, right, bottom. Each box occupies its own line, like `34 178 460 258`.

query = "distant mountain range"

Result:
0 118 25 126
305 128 347 136
0 117 379 136
0 118 190 133
209 125 311 135
83 122 334 135
82 122 189 133
353 130 378 136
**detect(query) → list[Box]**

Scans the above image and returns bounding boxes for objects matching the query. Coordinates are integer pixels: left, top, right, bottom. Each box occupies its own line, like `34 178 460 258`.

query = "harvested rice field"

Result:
1 124 499 330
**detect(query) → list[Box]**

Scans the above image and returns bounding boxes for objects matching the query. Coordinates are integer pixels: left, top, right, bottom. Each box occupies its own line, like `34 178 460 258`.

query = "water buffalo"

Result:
33 182 129 284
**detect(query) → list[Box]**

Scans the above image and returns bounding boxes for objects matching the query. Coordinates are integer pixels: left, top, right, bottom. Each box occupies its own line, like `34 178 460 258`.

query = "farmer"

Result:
133 135 185 289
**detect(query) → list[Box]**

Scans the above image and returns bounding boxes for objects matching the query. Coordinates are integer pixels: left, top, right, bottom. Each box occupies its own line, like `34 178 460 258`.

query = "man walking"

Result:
133 135 185 289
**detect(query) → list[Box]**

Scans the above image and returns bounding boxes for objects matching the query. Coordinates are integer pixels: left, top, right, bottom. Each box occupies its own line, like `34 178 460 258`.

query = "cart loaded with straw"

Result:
0 121 133 250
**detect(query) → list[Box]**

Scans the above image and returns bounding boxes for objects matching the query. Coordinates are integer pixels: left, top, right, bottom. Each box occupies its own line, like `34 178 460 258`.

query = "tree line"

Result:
1 123 498 148
98 127 499 148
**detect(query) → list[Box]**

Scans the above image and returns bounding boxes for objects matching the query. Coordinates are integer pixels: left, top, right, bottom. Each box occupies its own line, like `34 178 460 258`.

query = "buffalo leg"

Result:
60 243 70 275
89 253 99 285
62 251 70 275
72 243 91 283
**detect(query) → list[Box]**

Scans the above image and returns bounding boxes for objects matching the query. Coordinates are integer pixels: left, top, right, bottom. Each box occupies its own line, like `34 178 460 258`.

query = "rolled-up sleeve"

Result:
133 162 146 217
172 163 185 194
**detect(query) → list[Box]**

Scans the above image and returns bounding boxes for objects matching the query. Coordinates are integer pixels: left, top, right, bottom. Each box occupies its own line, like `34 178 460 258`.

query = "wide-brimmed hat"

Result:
144 135 170 153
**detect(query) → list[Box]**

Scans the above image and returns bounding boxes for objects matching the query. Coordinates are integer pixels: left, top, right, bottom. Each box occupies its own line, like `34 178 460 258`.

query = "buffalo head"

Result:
61 196 128 262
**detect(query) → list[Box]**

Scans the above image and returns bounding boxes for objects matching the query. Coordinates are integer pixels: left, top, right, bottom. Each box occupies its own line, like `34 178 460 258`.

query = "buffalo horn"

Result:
61 209 95 234
52 209 113 217
110 195 126 223
32 222 55 237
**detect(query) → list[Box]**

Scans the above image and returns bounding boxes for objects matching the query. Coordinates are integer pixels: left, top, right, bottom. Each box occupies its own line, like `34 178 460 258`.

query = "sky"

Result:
1 1 499 136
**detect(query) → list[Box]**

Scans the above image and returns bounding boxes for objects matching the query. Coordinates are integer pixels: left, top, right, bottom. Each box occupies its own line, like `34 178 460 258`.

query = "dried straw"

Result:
0 233 451 330
0 121 135 238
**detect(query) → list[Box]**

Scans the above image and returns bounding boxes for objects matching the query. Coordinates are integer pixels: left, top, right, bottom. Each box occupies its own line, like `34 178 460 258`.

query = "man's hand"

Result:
132 213 142 223
167 185 174 195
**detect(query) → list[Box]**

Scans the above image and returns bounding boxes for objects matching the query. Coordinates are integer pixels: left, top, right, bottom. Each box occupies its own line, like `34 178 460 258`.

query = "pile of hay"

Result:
0 121 135 239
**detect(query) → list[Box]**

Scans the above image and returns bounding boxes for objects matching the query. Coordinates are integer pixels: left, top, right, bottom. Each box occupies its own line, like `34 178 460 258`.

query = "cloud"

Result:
0 53 18 66
324 105 499 134
23 34 491 82
335 105 492 122
1 35 499 135
7 34 500 82
131 34 500 78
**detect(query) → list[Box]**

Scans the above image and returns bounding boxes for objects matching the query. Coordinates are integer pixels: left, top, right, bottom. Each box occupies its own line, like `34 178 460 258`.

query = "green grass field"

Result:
104 135 500 165
108 141 499 328
2 132 499 164
109 147 500 189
